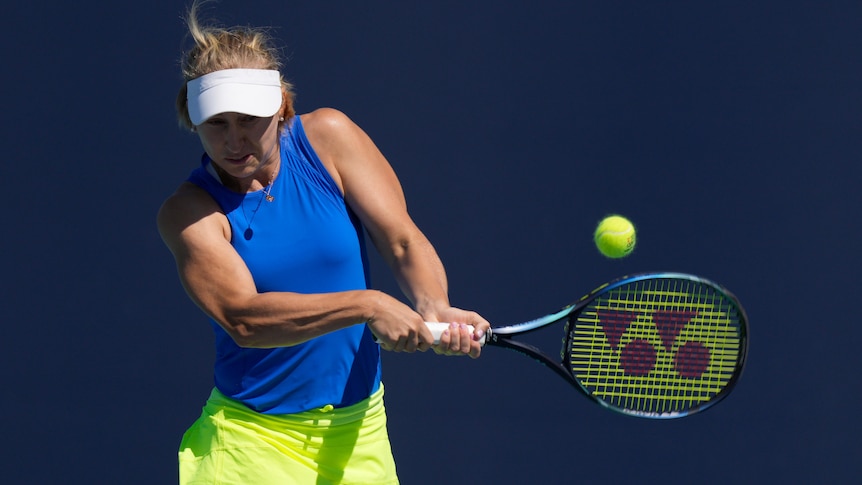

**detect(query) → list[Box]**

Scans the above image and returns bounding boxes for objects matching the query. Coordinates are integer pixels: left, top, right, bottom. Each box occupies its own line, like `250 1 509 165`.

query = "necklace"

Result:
263 165 277 202
263 181 274 202
242 170 277 240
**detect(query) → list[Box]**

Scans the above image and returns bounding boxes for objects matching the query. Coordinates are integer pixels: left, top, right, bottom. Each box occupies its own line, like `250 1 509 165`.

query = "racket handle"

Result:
425 322 487 345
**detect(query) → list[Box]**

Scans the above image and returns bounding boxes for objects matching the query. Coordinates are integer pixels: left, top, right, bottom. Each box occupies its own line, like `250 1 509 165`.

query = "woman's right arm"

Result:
156 182 428 350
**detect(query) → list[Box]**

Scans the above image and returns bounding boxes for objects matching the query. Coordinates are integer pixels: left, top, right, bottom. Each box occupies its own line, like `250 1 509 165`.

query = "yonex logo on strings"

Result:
597 310 710 378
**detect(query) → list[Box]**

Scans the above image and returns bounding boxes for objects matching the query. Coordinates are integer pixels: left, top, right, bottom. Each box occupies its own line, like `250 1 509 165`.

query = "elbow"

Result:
219 314 303 349
217 312 270 348
227 324 263 348
214 316 252 347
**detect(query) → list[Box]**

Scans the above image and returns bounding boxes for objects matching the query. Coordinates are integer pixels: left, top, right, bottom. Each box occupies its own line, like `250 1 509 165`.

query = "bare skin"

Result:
158 107 489 356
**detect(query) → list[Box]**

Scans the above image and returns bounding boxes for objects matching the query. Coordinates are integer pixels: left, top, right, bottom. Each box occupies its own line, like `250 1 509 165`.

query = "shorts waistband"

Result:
204 383 386 429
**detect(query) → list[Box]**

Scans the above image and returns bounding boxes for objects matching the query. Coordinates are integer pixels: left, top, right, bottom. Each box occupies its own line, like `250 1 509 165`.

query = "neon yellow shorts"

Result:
178 384 398 485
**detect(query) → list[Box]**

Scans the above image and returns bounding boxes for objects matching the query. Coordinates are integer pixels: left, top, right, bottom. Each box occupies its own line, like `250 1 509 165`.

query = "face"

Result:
195 112 281 189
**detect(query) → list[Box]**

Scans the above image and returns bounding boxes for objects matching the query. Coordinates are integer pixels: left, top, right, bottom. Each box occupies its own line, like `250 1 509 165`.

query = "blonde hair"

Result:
175 0 295 129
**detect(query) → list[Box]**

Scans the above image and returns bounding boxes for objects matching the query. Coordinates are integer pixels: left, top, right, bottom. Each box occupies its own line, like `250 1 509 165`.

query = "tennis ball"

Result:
594 215 636 258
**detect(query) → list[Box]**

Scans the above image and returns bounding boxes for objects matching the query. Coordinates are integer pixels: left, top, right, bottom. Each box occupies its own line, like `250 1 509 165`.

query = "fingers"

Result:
433 322 481 357
373 321 434 353
464 311 491 343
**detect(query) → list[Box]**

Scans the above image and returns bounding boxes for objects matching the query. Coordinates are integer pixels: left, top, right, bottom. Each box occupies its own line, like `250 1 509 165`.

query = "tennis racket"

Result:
429 272 748 419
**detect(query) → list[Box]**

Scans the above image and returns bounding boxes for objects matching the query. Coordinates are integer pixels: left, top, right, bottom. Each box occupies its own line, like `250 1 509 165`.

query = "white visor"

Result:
187 69 283 125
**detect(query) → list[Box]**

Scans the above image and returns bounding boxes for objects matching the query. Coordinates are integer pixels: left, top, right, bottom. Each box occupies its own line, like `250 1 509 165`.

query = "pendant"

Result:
244 228 254 240
265 194 274 202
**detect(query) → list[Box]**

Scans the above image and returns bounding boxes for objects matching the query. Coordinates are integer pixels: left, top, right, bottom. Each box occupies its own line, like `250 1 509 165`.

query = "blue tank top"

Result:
187 116 381 414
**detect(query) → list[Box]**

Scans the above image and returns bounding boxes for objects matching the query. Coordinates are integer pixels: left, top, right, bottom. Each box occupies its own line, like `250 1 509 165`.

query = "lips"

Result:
225 154 253 165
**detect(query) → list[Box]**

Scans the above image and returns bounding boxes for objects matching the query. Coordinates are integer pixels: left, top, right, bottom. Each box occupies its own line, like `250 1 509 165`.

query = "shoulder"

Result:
300 107 353 132
297 108 372 193
299 108 369 150
157 182 230 249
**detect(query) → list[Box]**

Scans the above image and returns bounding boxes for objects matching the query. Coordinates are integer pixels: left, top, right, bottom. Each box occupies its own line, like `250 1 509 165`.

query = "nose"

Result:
225 123 243 152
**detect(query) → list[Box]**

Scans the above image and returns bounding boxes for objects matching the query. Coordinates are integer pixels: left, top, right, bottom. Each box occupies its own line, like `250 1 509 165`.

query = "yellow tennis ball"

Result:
594 215 636 258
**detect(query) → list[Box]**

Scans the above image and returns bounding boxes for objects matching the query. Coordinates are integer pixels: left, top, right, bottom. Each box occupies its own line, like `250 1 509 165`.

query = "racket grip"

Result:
425 322 487 345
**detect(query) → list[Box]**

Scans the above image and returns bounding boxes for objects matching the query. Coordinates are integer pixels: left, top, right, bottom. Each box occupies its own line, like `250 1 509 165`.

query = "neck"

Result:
211 158 279 195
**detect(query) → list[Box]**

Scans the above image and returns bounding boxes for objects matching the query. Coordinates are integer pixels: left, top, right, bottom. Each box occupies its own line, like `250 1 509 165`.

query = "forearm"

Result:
388 236 451 317
207 289 382 348
385 233 491 358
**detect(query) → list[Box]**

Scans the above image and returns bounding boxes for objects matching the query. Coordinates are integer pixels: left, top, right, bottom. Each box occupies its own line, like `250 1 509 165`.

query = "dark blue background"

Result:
4 1 860 483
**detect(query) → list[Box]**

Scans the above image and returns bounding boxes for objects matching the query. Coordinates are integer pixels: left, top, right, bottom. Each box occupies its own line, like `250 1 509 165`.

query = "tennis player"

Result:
157 1 490 483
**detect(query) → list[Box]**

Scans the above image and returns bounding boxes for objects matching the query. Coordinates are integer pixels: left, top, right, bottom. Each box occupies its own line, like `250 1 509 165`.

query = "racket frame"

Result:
487 272 749 419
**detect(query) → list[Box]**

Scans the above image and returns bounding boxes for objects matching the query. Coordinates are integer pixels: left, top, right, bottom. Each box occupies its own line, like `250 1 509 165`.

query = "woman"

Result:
157 1 490 483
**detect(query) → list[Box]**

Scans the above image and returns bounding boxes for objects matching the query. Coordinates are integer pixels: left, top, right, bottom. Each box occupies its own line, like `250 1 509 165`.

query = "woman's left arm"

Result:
302 108 489 357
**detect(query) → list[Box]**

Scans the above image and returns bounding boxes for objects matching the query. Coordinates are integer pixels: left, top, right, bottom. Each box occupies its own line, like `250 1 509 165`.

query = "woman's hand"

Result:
366 292 436 353
424 307 491 359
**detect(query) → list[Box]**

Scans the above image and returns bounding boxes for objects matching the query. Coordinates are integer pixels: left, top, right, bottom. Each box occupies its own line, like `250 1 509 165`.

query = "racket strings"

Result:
568 278 744 417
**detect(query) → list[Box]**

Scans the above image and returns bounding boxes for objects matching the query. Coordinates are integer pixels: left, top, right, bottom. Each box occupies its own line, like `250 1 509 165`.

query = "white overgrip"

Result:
425 322 487 345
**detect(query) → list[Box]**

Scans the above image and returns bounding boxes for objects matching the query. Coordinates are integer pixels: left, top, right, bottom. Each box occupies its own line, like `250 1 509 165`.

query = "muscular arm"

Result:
157 183 413 348
304 108 489 355
302 110 448 313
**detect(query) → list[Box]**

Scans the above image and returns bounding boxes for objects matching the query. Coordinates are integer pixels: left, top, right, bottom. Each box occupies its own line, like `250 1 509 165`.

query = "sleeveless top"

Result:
186 116 382 414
